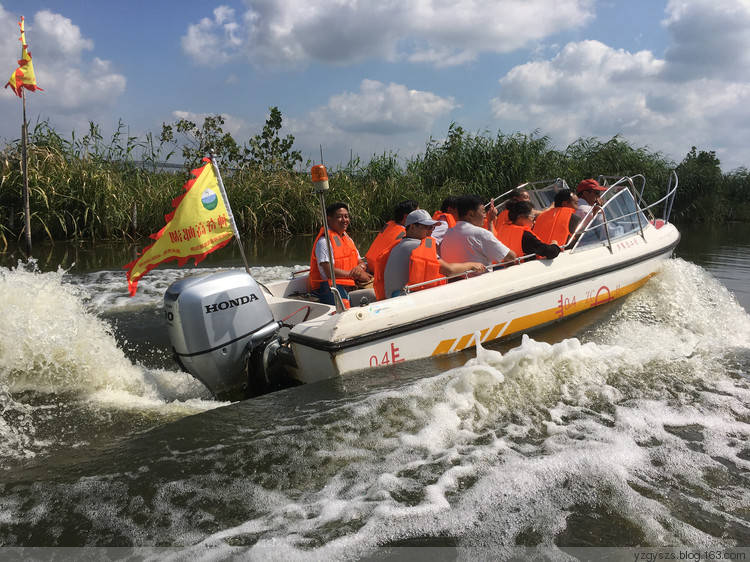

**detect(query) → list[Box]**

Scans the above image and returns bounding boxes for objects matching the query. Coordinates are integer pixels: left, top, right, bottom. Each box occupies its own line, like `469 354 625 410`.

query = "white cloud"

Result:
662 0 750 82
0 7 125 120
181 6 242 65
33 10 93 61
310 79 457 135
286 79 457 166
488 1 750 170
181 0 594 68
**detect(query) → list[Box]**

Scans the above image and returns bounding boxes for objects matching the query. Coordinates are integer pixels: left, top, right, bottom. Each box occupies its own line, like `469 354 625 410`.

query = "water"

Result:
0 223 748 555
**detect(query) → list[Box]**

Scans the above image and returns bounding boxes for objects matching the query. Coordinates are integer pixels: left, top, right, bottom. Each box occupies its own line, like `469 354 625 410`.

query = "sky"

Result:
1 0 750 172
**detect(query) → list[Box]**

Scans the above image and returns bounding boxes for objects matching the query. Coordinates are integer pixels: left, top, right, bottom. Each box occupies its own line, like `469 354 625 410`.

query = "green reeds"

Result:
1 120 748 246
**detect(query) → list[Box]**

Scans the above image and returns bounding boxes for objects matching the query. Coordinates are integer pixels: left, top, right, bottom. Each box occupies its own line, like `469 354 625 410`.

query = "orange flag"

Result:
124 158 235 296
5 16 42 97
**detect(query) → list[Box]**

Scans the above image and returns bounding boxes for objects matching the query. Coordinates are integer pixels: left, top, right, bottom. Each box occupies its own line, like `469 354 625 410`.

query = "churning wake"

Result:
0 258 748 555
0 262 228 465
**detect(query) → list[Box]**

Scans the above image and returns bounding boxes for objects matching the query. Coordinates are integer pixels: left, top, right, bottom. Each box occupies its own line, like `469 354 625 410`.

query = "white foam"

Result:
182 260 750 556
0 263 228 463
1 258 749 553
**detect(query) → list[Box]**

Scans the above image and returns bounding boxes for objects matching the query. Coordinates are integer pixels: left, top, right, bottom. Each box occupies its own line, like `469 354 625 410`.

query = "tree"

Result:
244 106 302 171
160 114 241 170
674 146 723 220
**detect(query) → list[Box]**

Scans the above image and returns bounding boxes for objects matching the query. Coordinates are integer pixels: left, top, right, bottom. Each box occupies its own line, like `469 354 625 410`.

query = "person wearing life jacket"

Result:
533 189 581 246
440 194 517 267
430 196 459 246
383 209 486 299
308 202 371 306
364 200 418 274
500 201 561 261
492 187 541 237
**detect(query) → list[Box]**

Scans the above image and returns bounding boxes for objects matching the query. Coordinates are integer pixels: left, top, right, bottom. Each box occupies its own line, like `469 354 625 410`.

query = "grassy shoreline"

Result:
2 121 749 248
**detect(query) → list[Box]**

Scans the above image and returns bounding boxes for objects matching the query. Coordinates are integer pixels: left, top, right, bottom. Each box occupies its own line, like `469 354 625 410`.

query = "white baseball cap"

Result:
404 209 439 227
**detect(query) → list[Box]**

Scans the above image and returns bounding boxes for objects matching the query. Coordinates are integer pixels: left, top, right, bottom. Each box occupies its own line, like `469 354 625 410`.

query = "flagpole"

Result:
21 78 31 255
209 155 251 275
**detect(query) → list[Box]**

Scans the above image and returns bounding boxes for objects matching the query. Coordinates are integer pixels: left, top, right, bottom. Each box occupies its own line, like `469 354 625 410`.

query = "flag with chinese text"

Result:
124 158 234 296
5 16 42 97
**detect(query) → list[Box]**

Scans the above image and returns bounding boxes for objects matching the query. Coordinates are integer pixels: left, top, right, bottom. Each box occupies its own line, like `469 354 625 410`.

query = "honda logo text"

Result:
204 294 258 314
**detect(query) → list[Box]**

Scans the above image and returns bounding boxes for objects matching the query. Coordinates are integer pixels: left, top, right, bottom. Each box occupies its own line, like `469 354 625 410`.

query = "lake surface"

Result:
0 222 748 557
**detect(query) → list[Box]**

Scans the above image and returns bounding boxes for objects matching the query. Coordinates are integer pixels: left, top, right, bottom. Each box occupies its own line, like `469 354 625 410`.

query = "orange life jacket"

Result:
373 231 406 300
432 211 456 228
533 207 575 245
499 224 531 258
365 221 405 269
408 236 446 292
308 227 359 290
493 208 511 234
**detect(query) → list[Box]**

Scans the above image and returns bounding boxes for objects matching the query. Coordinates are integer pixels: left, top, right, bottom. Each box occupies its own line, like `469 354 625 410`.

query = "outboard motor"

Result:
165 270 280 398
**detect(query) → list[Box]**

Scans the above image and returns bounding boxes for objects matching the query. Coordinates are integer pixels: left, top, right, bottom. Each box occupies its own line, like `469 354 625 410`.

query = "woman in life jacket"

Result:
499 201 562 261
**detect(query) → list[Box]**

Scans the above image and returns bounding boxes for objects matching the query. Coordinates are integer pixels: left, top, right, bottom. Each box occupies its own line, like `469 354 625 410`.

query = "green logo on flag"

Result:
201 189 218 211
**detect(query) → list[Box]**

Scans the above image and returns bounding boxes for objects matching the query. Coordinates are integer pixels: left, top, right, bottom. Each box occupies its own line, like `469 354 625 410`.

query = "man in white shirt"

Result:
384 209 485 298
440 195 517 266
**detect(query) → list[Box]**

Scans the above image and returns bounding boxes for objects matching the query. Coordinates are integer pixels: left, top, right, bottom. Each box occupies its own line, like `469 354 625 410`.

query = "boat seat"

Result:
348 288 376 307
288 292 320 303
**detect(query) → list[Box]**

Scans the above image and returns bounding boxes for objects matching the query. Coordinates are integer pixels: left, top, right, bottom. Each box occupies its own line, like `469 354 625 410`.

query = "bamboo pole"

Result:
21 89 31 255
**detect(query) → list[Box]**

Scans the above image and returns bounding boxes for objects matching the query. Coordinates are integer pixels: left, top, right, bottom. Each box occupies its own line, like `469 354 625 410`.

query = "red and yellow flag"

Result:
5 16 42 97
124 158 234 296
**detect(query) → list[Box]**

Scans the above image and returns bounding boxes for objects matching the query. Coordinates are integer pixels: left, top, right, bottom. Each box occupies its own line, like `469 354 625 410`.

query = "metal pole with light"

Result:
311 165 345 312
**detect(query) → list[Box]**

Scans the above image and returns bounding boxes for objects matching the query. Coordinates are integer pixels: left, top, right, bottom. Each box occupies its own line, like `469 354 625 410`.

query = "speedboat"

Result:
164 173 680 399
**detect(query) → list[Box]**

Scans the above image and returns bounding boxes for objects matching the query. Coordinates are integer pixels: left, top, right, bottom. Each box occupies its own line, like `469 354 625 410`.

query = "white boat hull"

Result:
278 222 679 384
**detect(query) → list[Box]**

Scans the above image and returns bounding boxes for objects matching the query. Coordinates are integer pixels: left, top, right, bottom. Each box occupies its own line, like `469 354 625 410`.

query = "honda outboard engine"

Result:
165 270 280 398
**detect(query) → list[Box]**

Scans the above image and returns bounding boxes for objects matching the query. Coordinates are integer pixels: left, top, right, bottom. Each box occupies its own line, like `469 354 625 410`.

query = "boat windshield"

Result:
570 180 649 251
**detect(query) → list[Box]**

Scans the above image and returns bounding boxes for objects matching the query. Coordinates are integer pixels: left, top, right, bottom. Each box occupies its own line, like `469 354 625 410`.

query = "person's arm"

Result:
438 260 486 276
522 231 561 259
319 261 371 282
568 213 582 234
486 202 498 236
485 231 517 264
500 249 517 264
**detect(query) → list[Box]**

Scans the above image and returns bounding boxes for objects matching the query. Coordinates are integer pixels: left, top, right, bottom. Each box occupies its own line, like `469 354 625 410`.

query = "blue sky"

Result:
2 0 749 172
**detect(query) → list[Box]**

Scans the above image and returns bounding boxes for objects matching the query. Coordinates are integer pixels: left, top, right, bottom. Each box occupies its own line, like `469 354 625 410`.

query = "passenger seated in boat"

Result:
430 196 459 246
308 202 372 305
532 189 581 246
500 201 561 261
383 210 486 298
364 199 418 274
491 188 542 237
575 179 606 240
440 194 517 267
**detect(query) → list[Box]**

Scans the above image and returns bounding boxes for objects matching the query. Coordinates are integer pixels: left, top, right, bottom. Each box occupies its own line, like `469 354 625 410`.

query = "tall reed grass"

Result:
1 120 749 249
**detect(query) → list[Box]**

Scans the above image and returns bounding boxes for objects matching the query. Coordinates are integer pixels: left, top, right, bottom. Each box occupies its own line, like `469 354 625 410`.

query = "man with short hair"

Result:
308 202 371 305
383 209 486 299
440 195 517 266
533 189 581 245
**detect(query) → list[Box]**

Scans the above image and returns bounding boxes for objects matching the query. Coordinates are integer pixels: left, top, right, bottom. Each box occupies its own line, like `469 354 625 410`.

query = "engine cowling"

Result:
164 270 279 398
